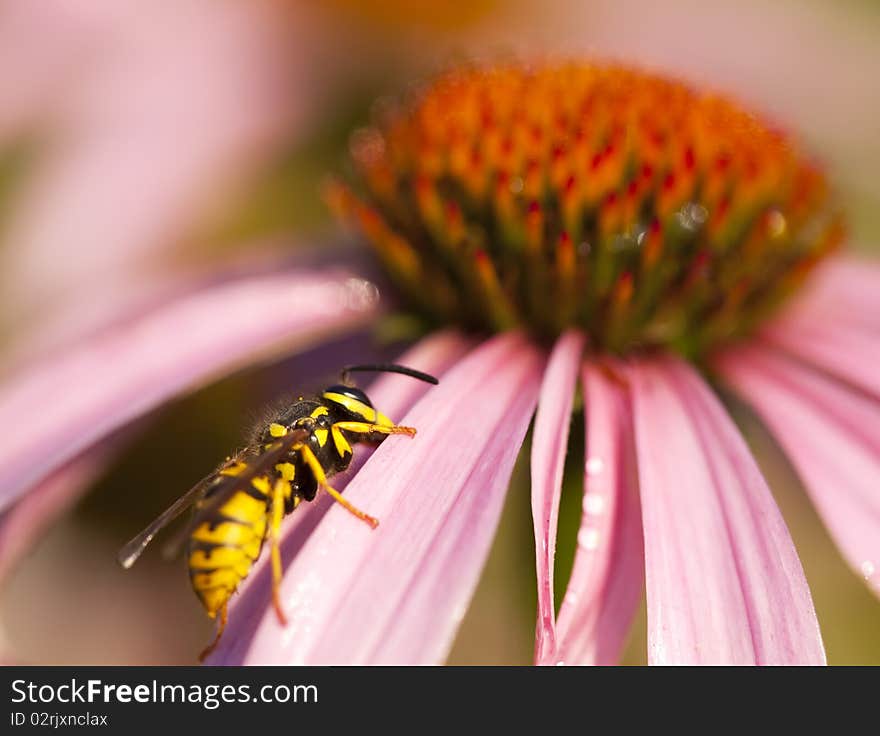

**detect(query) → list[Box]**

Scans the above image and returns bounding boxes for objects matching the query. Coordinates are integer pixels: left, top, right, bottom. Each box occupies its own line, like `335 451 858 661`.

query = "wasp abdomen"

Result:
187 475 271 618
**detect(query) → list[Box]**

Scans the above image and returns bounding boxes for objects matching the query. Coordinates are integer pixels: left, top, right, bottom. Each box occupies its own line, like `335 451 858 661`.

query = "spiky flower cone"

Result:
328 62 843 356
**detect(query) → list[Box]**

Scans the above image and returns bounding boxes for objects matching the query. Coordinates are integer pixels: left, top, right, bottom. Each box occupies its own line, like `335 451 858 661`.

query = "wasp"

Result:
118 364 438 660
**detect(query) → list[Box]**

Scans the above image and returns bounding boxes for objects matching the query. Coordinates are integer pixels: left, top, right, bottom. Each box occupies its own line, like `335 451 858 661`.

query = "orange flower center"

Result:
327 62 843 355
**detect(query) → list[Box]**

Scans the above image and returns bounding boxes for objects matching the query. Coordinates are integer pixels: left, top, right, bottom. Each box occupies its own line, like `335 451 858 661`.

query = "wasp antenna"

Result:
341 363 439 385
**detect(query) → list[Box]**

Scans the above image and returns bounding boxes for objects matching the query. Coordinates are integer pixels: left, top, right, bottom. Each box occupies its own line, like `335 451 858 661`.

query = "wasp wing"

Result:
117 429 309 569
117 470 222 569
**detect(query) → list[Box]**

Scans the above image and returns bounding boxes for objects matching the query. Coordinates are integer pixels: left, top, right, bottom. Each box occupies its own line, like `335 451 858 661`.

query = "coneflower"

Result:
1 61 876 665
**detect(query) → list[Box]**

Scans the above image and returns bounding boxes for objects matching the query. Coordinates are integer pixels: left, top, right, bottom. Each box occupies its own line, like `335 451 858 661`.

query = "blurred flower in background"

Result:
0 0 307 359
0 0 878 665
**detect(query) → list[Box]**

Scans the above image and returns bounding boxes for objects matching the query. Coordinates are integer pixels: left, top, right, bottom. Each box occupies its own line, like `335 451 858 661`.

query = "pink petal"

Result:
0 269 380 514
776 255 880 333
760 317 880 400
715 345 880 597
530 330 585 664
3 255 249 368
212 333 544 664
629 357 825 665
555 362 644 665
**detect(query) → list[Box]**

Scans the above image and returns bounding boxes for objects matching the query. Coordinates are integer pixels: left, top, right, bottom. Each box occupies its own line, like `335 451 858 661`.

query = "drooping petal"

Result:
715 345 880 597
629 357 825 665
212 333 544 665
530 330 585 664
555 362 644 666
0 268 380 514
759 317 880 399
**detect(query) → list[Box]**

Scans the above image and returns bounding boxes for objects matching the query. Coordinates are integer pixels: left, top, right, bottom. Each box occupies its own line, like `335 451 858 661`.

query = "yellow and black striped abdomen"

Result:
186 468 272 618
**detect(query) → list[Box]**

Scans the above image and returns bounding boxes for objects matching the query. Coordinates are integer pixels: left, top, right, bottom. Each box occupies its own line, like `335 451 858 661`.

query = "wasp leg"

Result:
298 444 379 528
198 601 228 662
331 421 417 437
269 478 289 626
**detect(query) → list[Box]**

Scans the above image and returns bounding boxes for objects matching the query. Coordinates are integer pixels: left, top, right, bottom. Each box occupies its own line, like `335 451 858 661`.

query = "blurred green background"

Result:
0 0 878 664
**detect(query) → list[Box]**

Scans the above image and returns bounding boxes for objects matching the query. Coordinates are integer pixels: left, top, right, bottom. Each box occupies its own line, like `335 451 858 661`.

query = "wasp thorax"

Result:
328 62 843 355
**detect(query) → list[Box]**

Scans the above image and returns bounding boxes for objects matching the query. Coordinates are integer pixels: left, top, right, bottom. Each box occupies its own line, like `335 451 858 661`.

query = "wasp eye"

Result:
324 384 374 408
